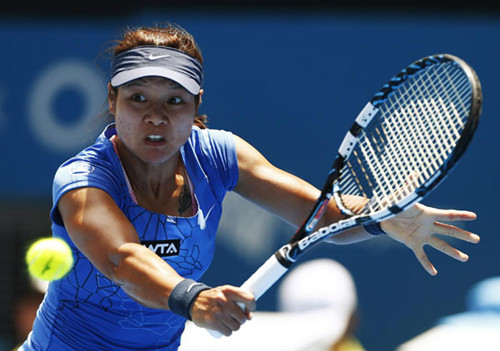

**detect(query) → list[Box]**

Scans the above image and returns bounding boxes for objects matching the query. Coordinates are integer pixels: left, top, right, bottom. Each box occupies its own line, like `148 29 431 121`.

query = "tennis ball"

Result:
26 237 74 281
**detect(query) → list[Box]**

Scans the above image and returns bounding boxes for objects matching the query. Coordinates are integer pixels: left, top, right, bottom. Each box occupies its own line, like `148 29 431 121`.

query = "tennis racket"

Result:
210 53 481 337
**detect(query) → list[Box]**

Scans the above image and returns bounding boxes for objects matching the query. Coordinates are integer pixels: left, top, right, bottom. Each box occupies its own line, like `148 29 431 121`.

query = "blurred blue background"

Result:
1 3 498 350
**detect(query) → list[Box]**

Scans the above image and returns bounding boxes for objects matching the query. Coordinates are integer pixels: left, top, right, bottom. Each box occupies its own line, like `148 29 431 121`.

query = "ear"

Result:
198 89 204 105
108 83 116 115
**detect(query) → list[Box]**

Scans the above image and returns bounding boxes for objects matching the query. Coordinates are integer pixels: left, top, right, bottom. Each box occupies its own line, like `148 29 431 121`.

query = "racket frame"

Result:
281 54 482 266
208 54 481 337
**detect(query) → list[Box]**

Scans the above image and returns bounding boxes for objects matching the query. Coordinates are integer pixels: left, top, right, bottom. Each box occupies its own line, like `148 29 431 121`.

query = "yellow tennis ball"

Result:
26 237 74 281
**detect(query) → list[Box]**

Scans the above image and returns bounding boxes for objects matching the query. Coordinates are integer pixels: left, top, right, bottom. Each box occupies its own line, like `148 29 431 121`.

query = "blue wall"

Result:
2 9 498 350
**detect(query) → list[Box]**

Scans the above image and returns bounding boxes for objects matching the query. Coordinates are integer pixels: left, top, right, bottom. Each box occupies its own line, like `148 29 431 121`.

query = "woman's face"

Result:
108 77 198 165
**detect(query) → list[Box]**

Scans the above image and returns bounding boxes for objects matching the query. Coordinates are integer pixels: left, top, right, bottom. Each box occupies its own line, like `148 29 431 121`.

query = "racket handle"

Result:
208 254 288 338
240 254 289 300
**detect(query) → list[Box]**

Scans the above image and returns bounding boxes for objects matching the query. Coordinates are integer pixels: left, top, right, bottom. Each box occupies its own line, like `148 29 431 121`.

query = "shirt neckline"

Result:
109 134 198 217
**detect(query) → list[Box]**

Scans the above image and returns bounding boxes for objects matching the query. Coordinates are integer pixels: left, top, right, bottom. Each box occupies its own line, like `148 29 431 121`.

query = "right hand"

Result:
190 285 256 336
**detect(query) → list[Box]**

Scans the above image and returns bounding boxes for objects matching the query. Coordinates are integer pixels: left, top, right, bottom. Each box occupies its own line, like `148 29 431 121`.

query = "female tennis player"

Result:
19 23 479 351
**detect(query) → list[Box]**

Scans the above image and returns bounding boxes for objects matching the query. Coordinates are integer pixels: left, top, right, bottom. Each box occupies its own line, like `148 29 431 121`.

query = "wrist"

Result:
168 278 211 320
363 222 387 236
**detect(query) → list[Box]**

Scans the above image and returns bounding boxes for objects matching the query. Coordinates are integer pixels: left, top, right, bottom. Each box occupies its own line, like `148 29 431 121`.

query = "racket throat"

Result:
275 245 295 268
276 220 347 267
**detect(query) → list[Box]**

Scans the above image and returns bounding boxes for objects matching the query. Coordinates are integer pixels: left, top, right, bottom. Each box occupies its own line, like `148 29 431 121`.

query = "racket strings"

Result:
339 62 471 214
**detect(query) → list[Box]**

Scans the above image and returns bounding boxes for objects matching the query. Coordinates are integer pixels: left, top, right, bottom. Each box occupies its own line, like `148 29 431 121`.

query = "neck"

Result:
117 139 179 191
115 137 192 216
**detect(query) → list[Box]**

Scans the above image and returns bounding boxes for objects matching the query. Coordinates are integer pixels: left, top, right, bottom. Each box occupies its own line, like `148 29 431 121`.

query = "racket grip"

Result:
240 254 289 300
208 255 288 338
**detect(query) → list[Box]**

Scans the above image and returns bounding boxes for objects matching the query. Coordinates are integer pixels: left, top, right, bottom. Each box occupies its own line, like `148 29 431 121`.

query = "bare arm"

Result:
233 134 372 244
58 187 184 309
232 134 479 274
58 187 254 336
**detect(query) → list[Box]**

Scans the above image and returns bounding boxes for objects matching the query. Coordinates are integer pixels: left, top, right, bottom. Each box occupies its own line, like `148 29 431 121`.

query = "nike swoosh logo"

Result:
187 282 203 293
148 54 171 60
198 205 215 230
204 205 215 222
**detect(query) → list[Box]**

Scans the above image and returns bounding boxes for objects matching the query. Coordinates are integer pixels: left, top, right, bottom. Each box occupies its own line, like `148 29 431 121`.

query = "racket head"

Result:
333 54 482 223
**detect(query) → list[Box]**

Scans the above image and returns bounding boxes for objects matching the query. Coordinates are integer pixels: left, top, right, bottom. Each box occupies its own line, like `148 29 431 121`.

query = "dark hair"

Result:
106 23 207 128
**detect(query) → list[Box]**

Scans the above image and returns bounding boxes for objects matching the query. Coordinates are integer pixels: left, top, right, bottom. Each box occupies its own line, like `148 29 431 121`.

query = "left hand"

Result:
381 202 480 275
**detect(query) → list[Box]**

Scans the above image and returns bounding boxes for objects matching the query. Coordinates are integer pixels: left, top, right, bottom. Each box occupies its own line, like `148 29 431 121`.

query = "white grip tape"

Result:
240 255 288 300
208 255 288 338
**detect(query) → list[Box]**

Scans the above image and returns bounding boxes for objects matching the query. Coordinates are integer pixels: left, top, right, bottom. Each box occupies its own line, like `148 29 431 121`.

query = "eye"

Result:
168 96 183 104
131 94 146 103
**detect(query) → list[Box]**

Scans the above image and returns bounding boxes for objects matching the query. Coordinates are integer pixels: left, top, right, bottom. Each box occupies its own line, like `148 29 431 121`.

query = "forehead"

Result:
124 77 185 90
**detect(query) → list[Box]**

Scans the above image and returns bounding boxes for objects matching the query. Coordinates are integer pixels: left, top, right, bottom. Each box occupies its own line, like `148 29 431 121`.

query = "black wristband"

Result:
363 222 387 236
168 278 211 320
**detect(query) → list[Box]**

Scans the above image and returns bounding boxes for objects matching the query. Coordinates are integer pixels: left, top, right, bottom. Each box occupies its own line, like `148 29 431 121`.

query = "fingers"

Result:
428 236 469 262
414 231 476 276
433 222 480 243
191 285 256 336
391 203 479 276
413 247 438 276
210 315 241 337
431 208 477 222
225 287 257 315
218 287 255 335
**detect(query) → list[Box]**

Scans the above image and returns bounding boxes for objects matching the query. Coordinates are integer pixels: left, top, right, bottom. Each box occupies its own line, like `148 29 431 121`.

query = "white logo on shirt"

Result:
70 162 94 175
198 205 215 230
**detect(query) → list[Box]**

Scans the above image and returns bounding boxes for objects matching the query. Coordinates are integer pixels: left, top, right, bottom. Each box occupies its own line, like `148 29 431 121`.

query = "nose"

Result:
145 103 168 126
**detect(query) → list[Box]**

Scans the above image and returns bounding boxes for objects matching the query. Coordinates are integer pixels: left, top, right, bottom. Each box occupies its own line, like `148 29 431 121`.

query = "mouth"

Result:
145 135 166 143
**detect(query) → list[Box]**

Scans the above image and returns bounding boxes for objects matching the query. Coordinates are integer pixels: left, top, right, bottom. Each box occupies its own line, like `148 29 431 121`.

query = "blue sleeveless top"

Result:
20 124 238 351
